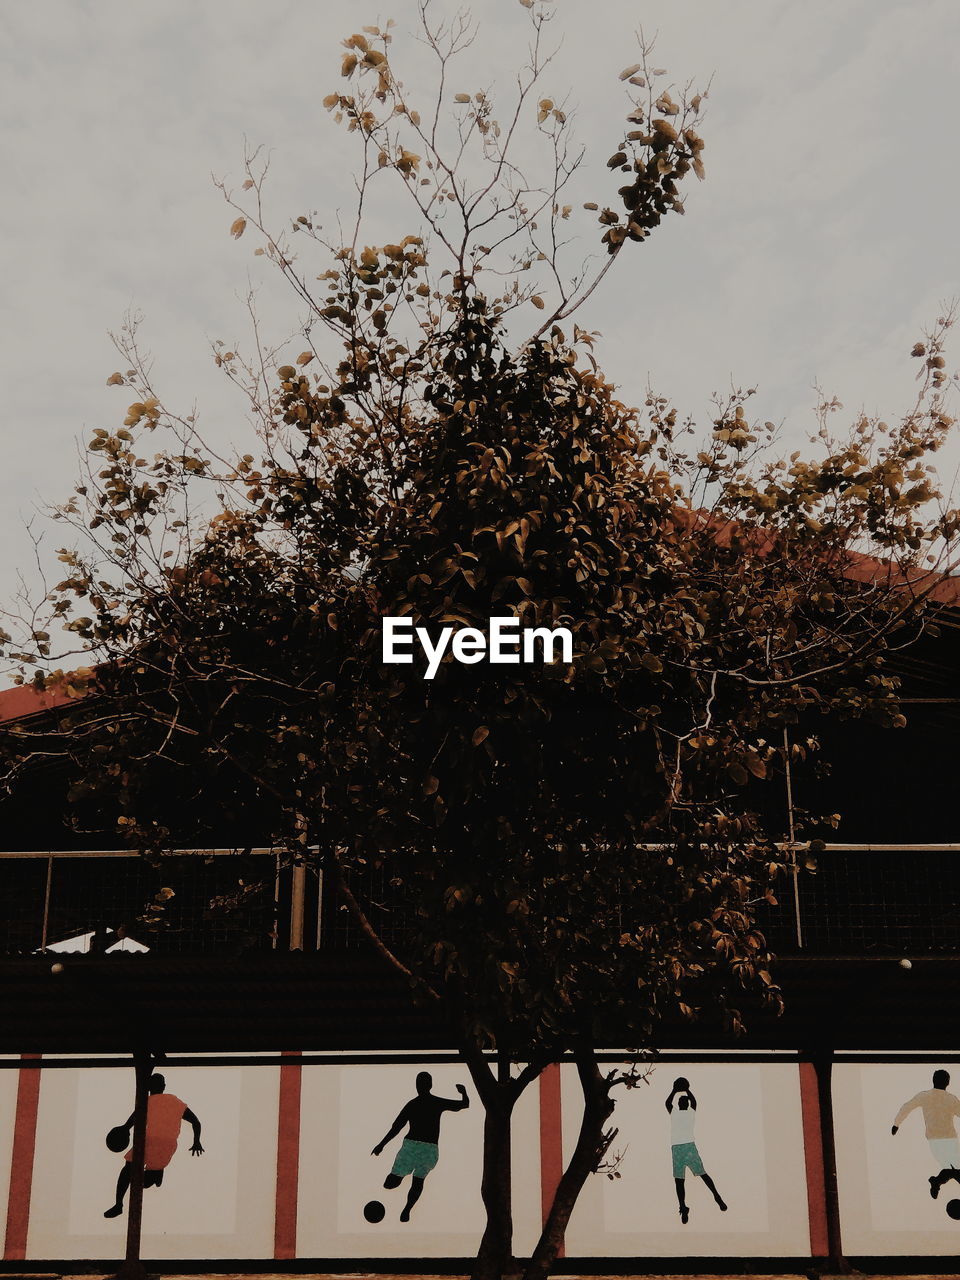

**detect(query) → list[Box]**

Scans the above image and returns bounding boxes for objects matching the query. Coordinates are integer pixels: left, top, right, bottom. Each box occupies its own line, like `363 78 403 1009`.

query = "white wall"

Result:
26 1063 279 1260
835 1061 960 1256
297 1061 542 1259
24 1053 960 1261
562 1060 811 1258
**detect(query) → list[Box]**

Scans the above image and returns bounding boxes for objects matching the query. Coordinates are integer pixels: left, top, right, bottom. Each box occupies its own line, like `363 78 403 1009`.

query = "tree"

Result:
2 7 958 1278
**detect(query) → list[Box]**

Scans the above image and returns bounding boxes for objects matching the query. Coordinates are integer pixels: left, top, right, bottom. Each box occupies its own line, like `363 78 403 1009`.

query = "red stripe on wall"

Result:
538 1063 565 1259
3 1054 42 1260
274 1050 302 1260
798 1060 829 1259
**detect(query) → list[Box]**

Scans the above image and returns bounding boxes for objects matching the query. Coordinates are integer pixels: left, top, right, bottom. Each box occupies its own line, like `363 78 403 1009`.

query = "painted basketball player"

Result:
103 1073 203 1218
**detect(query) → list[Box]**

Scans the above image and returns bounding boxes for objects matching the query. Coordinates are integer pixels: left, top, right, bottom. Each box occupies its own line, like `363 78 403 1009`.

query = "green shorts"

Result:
672 1141 705 1178
391 1138 439 1179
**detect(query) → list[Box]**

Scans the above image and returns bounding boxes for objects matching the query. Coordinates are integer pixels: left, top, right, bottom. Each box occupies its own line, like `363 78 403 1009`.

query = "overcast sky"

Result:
2 0 959 617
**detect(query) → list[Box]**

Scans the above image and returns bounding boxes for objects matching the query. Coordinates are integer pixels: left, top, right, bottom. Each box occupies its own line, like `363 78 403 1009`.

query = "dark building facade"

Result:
1 618 960 1272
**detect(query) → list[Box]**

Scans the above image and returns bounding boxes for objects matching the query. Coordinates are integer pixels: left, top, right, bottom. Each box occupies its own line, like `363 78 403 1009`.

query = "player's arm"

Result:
892 1093 922 1134
439 1083 470 1111
665 1087 678 1113
372 1103 410 1155
183 1107 204 1155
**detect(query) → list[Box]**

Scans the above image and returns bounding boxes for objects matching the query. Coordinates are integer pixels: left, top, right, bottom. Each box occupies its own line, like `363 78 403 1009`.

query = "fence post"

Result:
117 1050 152 1280
810 1047 848 1274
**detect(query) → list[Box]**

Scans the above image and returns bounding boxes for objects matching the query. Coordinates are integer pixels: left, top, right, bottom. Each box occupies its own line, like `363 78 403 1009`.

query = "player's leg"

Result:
700 1171 727 1211
932 1166 960 1198
674 1176 689 1223
930 1167 956 1198
400 1175 425 1222
383 1172 403 1190
104 1165 132 1217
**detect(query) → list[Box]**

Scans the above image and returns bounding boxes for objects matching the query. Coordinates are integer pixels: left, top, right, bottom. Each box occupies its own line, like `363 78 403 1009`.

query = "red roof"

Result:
0 683 82 725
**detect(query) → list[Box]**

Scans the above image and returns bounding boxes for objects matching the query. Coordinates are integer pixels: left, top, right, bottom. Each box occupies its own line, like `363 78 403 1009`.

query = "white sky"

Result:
1 0 959 614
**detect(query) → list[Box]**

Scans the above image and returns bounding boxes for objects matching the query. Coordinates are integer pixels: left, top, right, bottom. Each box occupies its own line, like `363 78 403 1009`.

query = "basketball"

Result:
946 1198 960 1220
363 1199 386 1223
106 1125 130 1153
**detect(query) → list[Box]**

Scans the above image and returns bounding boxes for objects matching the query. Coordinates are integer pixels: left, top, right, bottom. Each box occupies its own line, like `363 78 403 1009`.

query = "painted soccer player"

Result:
892 1069 960 1199
665 1077 727 1224
371 1072 469 1221
103 1073 203 1218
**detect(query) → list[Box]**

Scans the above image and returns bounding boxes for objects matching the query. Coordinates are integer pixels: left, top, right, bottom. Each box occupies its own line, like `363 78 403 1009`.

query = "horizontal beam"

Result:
5 843 960 860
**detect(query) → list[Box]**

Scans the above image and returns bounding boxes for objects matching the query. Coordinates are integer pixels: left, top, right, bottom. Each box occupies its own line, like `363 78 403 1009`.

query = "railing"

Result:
0 848 280 955
2 843 960 958
755 843 960 956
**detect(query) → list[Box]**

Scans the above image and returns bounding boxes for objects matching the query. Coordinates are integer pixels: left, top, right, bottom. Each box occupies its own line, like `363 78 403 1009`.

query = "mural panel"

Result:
297 1061 542 1259
25 1061 279 1260
836 1060 960 1256
562 1060 811 1258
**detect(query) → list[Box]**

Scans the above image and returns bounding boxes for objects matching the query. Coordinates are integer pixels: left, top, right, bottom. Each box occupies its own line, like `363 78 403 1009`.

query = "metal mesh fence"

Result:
4 845 960 958
325 861 419 952
0 857 48 954
754 849 960 956
0 851 278 956
328 848 960 958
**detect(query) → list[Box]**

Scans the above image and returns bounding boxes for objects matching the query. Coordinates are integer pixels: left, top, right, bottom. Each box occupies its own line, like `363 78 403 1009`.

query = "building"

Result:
1 618 960 1274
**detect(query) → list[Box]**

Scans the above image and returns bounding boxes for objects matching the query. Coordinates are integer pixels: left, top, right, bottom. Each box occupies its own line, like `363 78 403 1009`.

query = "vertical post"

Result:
289 863 306 951
811 1048 847 1274
117 1051 151 1280
538 1063 564 1260
40 856 53 952
272 850 282 951
274 1051 302 1259
783 726 804 949
798 1061 829 1263
289 815 308 951
3 1055 42 1260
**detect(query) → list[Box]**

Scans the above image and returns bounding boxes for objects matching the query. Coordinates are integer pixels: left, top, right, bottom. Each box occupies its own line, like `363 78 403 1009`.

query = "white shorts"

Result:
929 1137 960 1169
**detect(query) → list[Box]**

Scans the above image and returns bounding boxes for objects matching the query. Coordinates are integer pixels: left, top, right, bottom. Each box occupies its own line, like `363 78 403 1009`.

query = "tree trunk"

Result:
523 1049 615 1280
461 1042 524 1280
472 1093 516 1280
117 1051 151 1280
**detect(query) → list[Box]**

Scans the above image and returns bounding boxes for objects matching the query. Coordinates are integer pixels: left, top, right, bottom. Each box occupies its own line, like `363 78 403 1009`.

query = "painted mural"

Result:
561 1060 811 1258
369 1071 470 1222
23 1059 279 1260
102 1072 204 1219
296 1061 541 1259
3 1053 959 1262
835 1061 960 1256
